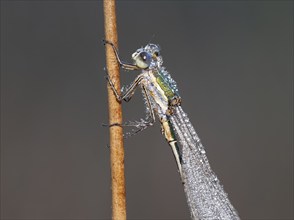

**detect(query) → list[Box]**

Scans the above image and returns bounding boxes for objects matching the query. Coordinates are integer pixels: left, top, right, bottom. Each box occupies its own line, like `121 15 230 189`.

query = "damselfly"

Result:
104 40 240 220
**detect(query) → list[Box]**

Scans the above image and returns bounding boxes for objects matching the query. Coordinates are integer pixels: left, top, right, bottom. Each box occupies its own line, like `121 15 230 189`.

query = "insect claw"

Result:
102 123 122 127
103 39 114 47
102 39 112 46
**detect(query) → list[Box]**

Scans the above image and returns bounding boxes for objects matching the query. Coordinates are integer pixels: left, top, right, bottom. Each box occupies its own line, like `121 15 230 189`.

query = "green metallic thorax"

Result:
154 69 179 101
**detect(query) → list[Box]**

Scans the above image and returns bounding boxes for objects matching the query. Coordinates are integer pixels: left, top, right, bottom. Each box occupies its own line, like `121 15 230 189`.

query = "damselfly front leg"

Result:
103 40 139 71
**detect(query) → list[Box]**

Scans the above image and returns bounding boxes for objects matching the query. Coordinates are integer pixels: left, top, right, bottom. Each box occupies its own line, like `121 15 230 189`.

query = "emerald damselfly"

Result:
104 40 240 220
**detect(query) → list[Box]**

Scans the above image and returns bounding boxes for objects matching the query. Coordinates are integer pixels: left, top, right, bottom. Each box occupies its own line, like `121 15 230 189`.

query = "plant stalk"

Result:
103 0 126 219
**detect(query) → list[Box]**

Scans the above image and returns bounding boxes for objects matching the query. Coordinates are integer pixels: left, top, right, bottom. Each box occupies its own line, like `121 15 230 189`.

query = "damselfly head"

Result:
132 43 162 69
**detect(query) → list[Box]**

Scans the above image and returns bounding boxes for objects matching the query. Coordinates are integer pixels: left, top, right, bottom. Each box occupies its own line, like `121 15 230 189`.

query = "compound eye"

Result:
140 52 151 62
135 52 151 69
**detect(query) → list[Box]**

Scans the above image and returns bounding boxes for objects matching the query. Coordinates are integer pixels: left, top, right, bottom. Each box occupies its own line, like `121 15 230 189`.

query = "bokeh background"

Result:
1 1 293 219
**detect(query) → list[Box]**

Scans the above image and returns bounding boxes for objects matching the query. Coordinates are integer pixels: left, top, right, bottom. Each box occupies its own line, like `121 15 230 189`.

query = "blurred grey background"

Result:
1 1 293 219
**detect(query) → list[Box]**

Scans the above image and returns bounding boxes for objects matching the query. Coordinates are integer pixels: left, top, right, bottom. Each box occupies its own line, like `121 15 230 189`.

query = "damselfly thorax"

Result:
140 69 181 120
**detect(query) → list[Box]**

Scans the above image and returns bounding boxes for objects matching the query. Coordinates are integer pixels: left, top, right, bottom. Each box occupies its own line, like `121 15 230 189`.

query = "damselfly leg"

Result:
103 42 156 137
120 84 156 137
103 40 139 71
104 68 143 102
104 69 156 137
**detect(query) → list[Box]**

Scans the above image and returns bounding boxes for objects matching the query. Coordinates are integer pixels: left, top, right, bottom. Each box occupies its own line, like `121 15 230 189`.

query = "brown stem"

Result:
103 1 126 220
